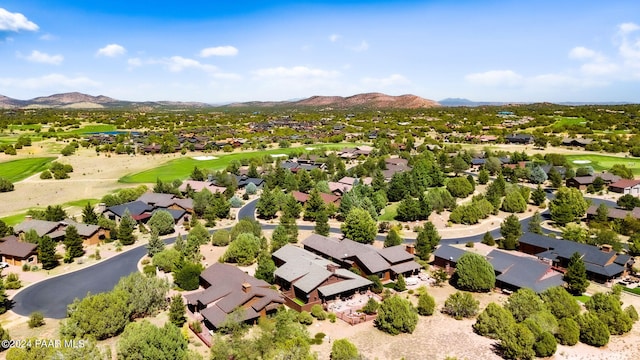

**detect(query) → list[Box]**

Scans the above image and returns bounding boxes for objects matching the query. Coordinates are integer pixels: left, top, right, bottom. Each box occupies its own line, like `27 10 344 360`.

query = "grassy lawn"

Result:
0 212 28 226
551 116 587 128
0 198 100 226
0 157 56 182
565 154 640 175
573 295 590 303
623 287 640 295
119 143 358 183
63 124 118 135
378 203 399 221
293 298 305 306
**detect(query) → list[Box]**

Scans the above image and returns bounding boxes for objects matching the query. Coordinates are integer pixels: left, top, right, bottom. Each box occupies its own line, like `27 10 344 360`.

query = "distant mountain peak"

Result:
228 93 440 109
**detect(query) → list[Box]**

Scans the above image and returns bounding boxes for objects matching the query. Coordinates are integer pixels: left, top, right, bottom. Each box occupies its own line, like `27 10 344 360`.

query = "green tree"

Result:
331 339 361 360
540 286 581 320
211 229 231 246
82 202 98 225
585 292 633 335
384 227 403 248
528 211 543 234
415 222 441 261
174 261 203 291
341 208 377 244
500 323 536 360
118 210 137 246
505 288 545 323
531 185 546 206
416 290 436 316
473 302 515 339
270 225 290 253
148 210 176 235
446 177 474 198
443 291 480 319
256 187 279 219
500 214 522 250
502 190 526 213
38 235 58 270
577 312 610 347
63 225 84 261
478 168 490 185
556 317 580 345
168 294 186 327
147 229 165 257
152 248 183 273
114 272 169 319
117 321 187 360
374 295 419 335
44 205 67 222
60 290 130 340
191 166 205 181
549 187 589 226
564 252 589 295
394 274 407 292
230 217 262 241
528 164 548 184
304 189 326 221
481 231 496 246
314 209 330 236
455 253 495 292
223 233 262 265
254 251 276 283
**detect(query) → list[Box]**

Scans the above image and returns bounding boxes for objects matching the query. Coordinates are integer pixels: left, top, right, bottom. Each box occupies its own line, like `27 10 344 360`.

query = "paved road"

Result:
11 195 615 319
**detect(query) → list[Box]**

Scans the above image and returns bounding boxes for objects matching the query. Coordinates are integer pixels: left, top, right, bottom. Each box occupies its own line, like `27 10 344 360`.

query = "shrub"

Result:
311 304 327 320
374 295 418 335
298 311 314 325
361 298 379 315
534 331 557 357
311 332 325 345
556 317 580 345
454 253 495 292
443 291 479 320
577 312 610 347
143 264 157 277
21 264 30 272
28 312 45 328
191 320 202 333
417 291 435 316
4 273 22 289
328 312 336 323
211 229 231 246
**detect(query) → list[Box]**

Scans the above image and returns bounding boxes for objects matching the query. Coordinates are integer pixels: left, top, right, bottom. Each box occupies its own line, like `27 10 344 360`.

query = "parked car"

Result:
0 262 9 269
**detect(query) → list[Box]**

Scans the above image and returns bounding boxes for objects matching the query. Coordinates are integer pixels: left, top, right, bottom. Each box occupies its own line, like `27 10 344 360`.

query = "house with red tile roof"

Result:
608 179 640 196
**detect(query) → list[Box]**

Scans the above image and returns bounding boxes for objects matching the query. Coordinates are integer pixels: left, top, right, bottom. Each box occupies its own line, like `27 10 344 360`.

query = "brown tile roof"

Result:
0 238 37 258
609 179 640 190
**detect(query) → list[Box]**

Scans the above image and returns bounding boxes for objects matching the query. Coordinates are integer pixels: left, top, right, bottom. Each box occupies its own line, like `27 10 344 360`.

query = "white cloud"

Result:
580 63 619 76
127 58 143 67
0 8 38 32
165 56 217 73
96 44 126 57
199 46 238 57
211 72 242 80
253 66 340 79
617 22 640 72
465 70 524 87
619 22 640 35
0 73 100 90
329 34 341 42
569 46 600 60
361 74 410 87
22 50 64 65
350 40 369 52
39 33 57 41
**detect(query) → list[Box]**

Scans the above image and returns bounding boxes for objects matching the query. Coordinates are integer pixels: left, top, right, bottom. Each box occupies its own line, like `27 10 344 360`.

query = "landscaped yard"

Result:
119 143 358 183
0 198 99 226
551 116 587 129
0 157 56 182
378 203 399 221
565 154 640 175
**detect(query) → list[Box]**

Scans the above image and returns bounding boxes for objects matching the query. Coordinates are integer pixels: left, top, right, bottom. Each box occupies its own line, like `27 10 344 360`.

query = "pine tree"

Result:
415 222 441 261
528 211 543 234
254 252 276 283
384 227 403 248
564 252 589 295
304 189 325 221
500 214 522 250
146 229 165 257
38 235 59 270
82 202 99 225
481 231 495 246
282 195 302 219
118 210 137 246
174 233 185 255
168 295 186 327
531 185 547 206
314 209 330 236
256 187 278 219
63 225 84 260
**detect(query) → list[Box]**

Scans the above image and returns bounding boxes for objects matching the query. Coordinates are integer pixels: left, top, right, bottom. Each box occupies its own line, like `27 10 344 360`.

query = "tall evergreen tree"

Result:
416 222 441 261
303 189 325 221
254 251 276 284
38 235 59 270
564 252 589 295
256 187 278 220
500 214 522 250
168 295 186 328
528 211 543 234
314 209 330 236
384 227 403 248
82 202 99 225
63 225 84 260
531 185 547 206
146 229 165 257
118 210 137 246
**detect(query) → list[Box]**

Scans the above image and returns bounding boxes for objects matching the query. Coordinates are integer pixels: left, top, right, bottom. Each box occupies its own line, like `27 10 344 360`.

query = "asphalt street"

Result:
10 195 616 318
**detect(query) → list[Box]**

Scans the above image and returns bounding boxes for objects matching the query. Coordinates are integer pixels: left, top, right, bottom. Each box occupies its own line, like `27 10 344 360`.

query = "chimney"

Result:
25 215 33 222
601 244 612 253
405 244 415 255
96 203 106 214
242 282 251 293
326 264 338 273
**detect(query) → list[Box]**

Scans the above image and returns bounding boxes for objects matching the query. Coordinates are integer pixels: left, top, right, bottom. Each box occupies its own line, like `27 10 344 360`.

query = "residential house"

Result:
562 138 593 147
586 205 640 221
14 219 65 241
178 180 226 194
608 179 640 196
184 263 284 331
102 200 154 223
136 192 194 213
60 219 109 246
302 234 421 281
518 233 633 282
272 245 372 311
505 134 534 144
432 245 565 293
0 235 38 266
291 191 342 208
566 173 622 190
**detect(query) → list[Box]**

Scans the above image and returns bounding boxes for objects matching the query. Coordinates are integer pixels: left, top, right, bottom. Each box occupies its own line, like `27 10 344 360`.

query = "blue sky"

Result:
1 1 640 103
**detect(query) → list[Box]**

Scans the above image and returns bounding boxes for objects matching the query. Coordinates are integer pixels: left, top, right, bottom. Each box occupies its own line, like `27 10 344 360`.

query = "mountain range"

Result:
0 92 440 110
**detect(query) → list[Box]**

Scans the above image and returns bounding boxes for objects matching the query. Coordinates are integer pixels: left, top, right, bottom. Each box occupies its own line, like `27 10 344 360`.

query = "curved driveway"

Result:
11 195 615 318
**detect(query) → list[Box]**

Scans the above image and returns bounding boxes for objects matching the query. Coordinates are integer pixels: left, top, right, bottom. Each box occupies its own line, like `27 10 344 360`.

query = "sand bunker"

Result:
572 160 591 164
192 156 218 161
271 154 288 158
